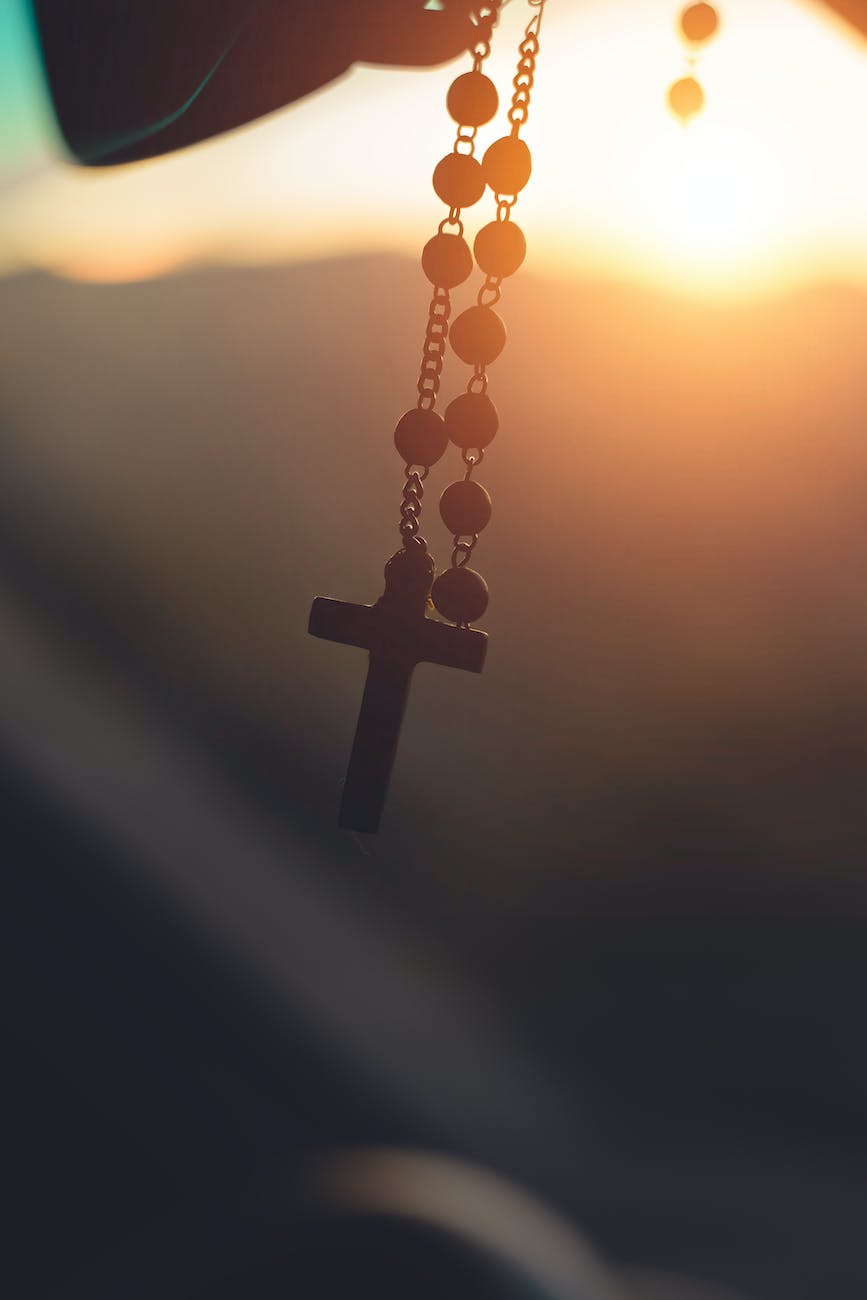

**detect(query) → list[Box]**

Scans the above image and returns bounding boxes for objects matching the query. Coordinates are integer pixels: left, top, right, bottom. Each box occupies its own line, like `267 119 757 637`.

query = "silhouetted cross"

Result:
309 548 487 833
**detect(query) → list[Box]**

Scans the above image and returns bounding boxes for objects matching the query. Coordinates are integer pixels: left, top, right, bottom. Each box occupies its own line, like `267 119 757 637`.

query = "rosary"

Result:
309 1 719 833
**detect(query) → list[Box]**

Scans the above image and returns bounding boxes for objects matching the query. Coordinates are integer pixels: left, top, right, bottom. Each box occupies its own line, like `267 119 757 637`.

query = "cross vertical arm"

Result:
308 547 488 832
338 649 415 834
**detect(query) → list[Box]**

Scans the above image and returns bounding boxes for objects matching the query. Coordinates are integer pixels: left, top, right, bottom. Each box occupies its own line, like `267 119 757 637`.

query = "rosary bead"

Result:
394 408 448 468
449 305 506 366
447 71 499 127
679 3 719 44
440 479 492 536
383 545 435 596
431 565 489 625
668 76 704 122
433 152 485 208
444 392 499 450
421 232 473 288
482 135 532 195
473 220 526 278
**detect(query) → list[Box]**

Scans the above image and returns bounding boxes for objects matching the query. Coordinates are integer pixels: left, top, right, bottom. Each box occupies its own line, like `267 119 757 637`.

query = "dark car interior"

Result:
4 3 867 1297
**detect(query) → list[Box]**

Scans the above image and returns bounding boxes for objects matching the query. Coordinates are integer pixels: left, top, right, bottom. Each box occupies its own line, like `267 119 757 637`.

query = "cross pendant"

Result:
308 547 487 833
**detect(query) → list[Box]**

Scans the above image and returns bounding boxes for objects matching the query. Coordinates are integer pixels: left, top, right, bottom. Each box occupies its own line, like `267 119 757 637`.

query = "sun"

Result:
525 0 867 296
652 145 758 258
627 116 783 293
3 0 867 297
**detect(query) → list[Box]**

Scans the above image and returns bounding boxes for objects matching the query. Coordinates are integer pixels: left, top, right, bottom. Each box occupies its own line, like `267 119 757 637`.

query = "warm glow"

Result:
605 119 785 291
650 144 760 260
525 0 867 294
2 0 867 296
53 246 188 284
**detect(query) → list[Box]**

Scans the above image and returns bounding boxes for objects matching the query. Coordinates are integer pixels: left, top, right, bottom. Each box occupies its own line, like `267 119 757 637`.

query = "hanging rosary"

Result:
309 0 720 833
309 0 545 832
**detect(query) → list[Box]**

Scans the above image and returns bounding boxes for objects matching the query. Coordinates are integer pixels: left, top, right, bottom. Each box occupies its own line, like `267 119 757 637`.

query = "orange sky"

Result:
2 0 867 296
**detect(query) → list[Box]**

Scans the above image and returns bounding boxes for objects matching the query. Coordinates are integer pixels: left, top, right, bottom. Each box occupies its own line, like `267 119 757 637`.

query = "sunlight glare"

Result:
2 0 867 297
634 118 780 289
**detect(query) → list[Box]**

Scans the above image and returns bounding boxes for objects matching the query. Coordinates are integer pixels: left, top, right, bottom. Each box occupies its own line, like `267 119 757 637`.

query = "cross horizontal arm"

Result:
417 618 487 673
309 597 376 650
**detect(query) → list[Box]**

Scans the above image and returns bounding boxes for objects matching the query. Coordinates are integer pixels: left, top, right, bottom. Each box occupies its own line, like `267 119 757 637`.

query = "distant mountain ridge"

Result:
1 254 867 913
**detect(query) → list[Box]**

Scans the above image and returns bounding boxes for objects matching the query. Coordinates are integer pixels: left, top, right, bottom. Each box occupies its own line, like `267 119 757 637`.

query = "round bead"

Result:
447 71 499 127
482 136 532 195
449 306 506 366
383 546 434 599
440 480 492 536
444 392 499 450
433 152 485 208
421 232 473 288
473 220 526 278
679 3 719 44
431 566 489 625
394 408 448 468
667 76 704 122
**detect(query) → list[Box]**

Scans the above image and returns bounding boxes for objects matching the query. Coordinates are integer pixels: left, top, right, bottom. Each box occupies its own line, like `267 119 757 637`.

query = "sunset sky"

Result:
2 0 867 295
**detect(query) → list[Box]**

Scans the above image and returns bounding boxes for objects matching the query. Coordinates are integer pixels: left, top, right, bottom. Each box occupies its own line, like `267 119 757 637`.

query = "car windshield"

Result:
3 4 867 1299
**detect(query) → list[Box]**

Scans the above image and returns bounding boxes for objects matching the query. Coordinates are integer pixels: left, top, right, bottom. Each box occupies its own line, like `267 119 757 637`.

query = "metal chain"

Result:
399 466 428 549
470 3 504 67
507 0 544 132
416 285 452 413
477 274 502 306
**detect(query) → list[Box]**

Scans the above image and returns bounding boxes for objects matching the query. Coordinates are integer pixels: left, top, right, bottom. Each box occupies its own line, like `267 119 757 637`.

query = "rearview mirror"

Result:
31 0 476 166
30 0 867 169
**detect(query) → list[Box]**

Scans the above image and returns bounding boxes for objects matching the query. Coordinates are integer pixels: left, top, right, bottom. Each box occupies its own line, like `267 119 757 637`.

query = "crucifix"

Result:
309 547 487 833
310 0 544 831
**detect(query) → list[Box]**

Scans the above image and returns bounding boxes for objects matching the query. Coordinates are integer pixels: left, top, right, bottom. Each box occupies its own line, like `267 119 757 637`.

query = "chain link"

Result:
416 285 451 413
477 274 503 307
453 125 478 157
470 3 504 65
508 1 545 132
450 537 478 568
438 209 465 236
399 466 429 550
467 364 489 396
